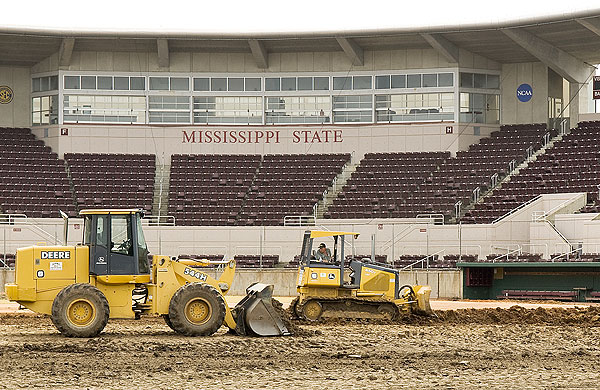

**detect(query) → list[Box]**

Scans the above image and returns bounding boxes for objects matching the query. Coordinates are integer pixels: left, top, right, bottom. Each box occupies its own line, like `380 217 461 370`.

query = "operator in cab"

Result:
314 242 332 262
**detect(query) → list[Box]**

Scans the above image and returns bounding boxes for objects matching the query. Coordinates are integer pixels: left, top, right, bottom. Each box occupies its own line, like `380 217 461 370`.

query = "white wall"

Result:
0 66 30 127
32 48 501 74
0 193 588 267
501 62 549 124
32 122 499 161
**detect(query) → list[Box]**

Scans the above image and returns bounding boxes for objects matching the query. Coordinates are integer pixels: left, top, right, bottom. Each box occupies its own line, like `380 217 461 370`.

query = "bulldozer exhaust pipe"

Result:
232 283 291 336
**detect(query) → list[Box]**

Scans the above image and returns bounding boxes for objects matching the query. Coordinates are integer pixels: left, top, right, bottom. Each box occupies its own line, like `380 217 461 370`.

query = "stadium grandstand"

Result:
2 8 600 299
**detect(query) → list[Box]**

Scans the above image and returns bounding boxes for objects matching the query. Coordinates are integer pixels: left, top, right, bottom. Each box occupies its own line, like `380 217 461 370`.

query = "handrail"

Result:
490 172 499 187
492 195 542 224
379 225 415 252
142 214 175 226
156 156 167 222
416 213 444 225
400 244 482 259
533 194 583 222
491 246 522 262
400 249 445 271
284 215 316 226
550 246 580 262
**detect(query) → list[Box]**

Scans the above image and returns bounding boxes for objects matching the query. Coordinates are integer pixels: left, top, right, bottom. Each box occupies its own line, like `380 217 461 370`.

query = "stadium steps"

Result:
152 163 170 218
455 128 568 223
316 161 359 219
234 157 264 225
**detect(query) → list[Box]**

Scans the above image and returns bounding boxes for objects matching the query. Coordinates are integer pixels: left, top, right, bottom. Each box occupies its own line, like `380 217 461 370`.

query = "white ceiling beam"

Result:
502 28 593 84
420 33 459 63
577 18 600 38
248 39 268 69
59 38 75 67
336 37 364 66
157 38 169 68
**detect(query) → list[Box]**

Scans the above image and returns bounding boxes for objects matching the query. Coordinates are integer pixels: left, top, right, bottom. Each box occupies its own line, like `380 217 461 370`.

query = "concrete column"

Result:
569 81 592 126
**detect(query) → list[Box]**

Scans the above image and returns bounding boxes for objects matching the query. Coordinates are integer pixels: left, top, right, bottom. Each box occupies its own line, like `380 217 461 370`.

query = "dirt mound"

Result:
430 305 600 325
290 306 600 326
271 298 317 337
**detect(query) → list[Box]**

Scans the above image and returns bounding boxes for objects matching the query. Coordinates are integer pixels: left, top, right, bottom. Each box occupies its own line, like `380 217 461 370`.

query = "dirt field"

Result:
0 306 599 389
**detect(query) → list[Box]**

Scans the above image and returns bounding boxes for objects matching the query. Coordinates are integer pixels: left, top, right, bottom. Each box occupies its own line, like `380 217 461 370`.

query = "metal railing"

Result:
284 215 316 226
415 214 445 225
490 173 499 187
400 249 446 271
142 215 176 226
492 195 542 224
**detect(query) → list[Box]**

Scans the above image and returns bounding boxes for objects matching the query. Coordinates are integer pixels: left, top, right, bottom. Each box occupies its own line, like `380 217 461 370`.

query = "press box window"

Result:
407 74 421 88
376 75 391 89
314 77 329 90
130 77 145 91
281 77 296 91
228 78 244 92
193 78 210 91
81 76 96 90
170 77 189 91
114 77 129 90
245 78 261 91
353 76 372 90
97 76 113 90
391 75 406 89
265 78 280 91
333 76 352 90
149 77 169 90
297 77 312 91
64 76 80 89
211 78 227 91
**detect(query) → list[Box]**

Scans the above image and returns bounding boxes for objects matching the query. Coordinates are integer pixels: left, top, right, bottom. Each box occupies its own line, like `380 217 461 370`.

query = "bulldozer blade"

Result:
413 285 433 315
233 283 291 337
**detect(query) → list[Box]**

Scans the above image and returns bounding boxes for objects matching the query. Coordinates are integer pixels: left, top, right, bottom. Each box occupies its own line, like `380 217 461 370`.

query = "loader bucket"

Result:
232 283 291 336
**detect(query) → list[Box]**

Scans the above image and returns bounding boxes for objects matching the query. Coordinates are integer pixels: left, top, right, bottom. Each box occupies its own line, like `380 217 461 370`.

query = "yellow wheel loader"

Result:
291 230 433 321
5 209 290 337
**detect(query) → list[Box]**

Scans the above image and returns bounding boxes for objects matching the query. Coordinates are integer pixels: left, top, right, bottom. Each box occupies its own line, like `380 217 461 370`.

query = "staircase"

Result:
315 161 359 219
152 163 170 218
457 129 568 221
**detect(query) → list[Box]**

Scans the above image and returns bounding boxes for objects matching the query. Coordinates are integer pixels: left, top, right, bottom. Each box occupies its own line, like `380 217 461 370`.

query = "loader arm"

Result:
151 256 237 330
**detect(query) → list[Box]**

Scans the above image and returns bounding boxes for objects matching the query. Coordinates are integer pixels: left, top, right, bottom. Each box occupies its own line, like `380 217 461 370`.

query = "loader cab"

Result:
81 209 150 276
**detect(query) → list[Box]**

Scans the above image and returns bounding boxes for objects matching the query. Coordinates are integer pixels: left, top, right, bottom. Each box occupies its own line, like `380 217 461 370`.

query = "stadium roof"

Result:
1 10 600 71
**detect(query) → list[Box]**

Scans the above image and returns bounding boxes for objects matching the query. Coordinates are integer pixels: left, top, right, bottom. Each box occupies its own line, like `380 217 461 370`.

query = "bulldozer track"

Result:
292 296 405 321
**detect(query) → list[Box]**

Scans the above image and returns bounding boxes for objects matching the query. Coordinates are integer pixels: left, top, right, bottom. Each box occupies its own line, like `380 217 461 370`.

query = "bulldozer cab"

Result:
299 230 359 286
81 209 150 276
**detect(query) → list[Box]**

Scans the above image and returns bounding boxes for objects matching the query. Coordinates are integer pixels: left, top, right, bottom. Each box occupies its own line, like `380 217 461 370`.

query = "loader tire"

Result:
168 283 226 336
162 314 175 331
51 283 109 338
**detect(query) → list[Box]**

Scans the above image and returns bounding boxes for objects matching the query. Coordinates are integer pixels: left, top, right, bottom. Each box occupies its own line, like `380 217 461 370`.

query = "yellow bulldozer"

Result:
291 230 433 321
5 209 290 337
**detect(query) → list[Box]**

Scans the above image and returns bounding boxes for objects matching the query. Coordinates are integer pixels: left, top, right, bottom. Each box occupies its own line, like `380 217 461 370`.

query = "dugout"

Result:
457 261 600 302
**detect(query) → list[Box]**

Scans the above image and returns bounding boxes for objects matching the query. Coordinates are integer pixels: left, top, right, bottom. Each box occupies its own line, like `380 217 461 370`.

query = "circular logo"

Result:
36 270 45 278
516 83 533 102
0 86 13 104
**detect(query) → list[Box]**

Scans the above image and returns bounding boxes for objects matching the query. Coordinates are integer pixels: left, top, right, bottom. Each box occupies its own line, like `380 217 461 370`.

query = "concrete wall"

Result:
501 62 549 124
0 193 586 269
0 267 460 298
0 66 30 127
32 48 500 74
32 122 499 161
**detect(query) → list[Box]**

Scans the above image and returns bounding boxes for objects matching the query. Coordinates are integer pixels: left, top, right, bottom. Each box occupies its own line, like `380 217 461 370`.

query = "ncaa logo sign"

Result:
516 83 533 102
